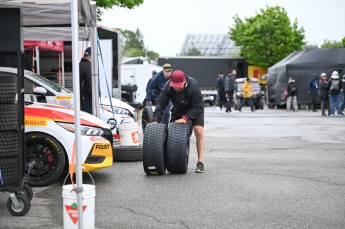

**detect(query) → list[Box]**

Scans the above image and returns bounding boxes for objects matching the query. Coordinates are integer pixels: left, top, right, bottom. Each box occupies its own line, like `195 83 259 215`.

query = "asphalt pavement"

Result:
1 106 344 229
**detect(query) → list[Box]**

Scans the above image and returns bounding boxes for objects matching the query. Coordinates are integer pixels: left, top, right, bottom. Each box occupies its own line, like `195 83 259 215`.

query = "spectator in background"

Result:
145 63 173 124
224 69 236 113
138 70 158 110
318 73 330 116
146 70 157 96
341 74 345 113
307 73 319 112
327 71 343 116
286 77 298 112
237 77 255 112
79 47 93 114
215 71 226 112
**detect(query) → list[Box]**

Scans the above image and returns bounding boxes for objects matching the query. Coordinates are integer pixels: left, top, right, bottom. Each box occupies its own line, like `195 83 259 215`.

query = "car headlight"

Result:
102 105 130 115
101 105 135 120
57 122 105 136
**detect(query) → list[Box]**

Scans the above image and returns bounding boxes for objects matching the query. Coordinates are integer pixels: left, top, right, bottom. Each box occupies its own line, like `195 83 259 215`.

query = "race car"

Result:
24 102 113 186
0 67 143 162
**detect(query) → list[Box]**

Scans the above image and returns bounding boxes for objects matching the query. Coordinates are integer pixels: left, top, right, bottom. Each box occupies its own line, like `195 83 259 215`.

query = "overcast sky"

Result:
101 0 345 57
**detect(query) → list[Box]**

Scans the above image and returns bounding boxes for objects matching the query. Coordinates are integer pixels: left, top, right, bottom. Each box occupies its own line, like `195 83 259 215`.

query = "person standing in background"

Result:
224 69 236 113
79 47 93 114
215 71 226 112
145 63 173 124
307 73 319 112
147 70 157 91
327 71 343 116
318 73 330 116
341 74 345 113
237 77 255 112
286 77 298 112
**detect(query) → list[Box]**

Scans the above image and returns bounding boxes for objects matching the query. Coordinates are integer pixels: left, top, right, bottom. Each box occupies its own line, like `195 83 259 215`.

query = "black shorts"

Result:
170 109 204 127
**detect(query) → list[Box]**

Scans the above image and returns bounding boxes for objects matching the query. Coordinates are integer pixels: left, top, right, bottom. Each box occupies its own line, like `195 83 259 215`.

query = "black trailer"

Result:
158 56 249 105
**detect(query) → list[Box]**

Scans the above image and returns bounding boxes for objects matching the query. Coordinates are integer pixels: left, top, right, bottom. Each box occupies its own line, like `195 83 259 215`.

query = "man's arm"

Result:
183 82 204 121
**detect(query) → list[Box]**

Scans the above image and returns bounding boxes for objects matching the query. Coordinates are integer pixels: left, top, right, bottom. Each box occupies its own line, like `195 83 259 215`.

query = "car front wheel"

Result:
25 132 66 187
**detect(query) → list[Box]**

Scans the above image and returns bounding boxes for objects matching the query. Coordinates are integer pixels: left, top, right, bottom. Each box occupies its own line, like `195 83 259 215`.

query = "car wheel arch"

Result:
25 131 69 168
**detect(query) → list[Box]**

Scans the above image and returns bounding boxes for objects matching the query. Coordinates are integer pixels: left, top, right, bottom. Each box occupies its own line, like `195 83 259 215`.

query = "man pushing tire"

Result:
153 70 205 173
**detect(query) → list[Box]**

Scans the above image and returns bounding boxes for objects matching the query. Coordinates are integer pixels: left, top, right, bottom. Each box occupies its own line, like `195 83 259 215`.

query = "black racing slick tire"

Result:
143 123 167 175
113 145 143 162
0 74 16 104
141 106 154 132
166 122 192 174
0 157 20 185
24 132 66 187
0 104 18 131
0 131 19 158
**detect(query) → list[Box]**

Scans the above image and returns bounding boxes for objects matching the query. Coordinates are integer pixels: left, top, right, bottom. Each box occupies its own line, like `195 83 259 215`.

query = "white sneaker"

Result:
216 107 221 112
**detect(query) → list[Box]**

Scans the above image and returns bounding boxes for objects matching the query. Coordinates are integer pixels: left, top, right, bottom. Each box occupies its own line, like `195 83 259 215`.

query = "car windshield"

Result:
26 71 72 93
237 82 261 92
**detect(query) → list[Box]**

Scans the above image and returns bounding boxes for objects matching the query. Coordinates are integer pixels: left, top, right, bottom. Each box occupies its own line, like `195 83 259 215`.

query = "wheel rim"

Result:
11 199 25 213
25 138 59 184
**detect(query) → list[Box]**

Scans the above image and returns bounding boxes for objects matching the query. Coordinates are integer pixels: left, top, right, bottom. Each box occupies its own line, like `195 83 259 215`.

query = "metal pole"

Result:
35 46 40 75
61 50 65 87
71 0 83 228
91 27 100 117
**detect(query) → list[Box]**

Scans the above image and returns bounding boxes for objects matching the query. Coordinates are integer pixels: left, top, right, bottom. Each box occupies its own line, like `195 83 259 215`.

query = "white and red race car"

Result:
0 67 143 162
24 102 113 186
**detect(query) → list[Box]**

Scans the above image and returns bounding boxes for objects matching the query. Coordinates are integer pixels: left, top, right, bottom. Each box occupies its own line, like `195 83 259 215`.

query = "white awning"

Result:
0 0 96 41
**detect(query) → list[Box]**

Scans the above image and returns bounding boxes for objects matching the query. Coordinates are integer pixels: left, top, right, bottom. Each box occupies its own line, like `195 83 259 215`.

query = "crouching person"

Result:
153 70 205 173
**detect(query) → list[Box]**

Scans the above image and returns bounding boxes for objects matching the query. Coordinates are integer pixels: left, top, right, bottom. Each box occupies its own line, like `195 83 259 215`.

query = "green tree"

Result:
120 29 146 57
95 0 143 21
182 48 202 56
119 29 160 59
342 37 345 47
229 6 305 68
124 48 144 57
147 50 159 60
321 39 344 48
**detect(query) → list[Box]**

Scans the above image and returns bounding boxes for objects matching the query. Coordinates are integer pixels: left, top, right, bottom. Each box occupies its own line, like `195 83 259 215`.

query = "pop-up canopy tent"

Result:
0 1 97 226
267 48 345 107
24 40 65 84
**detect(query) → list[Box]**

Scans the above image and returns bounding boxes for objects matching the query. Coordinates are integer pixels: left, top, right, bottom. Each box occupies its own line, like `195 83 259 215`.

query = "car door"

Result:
24 72 73 107
24 76 56 103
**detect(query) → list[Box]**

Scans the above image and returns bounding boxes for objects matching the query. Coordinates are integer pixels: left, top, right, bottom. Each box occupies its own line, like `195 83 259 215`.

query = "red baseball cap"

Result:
170 70 185 87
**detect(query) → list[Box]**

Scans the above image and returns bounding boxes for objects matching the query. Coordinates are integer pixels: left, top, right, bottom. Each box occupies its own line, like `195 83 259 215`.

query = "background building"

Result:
180 33 239 56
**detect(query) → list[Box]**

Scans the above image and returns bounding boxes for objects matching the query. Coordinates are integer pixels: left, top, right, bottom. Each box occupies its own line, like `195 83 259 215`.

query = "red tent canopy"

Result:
24 40 64 52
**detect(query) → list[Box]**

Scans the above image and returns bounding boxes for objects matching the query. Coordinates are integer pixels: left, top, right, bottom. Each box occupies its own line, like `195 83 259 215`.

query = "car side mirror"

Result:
33 86 47 95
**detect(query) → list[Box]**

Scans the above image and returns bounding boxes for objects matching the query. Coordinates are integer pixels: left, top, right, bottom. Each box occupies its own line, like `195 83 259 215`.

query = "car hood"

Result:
25 103 110 129
100 97 135 111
